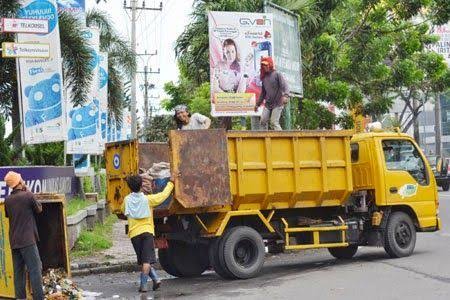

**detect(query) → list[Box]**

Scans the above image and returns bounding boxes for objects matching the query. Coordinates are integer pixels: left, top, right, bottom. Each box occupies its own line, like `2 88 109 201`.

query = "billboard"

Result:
208 11 274 116
16 0 66 145
429 23 450 66
66 27 101 154
265 2 303 96
0 166 78 200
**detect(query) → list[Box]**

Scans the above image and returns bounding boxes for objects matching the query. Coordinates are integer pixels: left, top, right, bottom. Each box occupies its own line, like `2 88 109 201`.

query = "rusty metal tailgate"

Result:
169 129 232 208
105 140 139 213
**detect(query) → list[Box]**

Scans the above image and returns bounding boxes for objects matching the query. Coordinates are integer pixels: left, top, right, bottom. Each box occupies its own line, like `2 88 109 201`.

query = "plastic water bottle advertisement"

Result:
208 11 273 117
17 0 66 144
66 27 101 154
98 52 108 153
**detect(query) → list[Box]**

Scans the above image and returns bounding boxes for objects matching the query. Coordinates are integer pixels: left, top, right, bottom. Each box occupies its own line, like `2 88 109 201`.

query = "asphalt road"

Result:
75 192 450 300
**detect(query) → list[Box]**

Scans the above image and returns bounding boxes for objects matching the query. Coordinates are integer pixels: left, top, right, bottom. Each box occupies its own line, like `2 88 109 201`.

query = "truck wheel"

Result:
384 212 416 258
221 226 265 279
442 182 449 191
328 245 358 259
158 248 182 277
170 241 209 277
209 238 235 279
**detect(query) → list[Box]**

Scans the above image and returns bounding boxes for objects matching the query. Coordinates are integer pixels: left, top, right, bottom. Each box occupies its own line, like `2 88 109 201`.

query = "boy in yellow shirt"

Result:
121 174 174 293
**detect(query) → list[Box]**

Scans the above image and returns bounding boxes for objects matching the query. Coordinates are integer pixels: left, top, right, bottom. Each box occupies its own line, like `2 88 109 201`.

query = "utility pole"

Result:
137 66 160 127
435 93 442 156
124 0 162 139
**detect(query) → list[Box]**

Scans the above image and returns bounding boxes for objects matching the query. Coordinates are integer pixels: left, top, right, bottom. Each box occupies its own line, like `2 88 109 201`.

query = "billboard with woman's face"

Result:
208 11 274 117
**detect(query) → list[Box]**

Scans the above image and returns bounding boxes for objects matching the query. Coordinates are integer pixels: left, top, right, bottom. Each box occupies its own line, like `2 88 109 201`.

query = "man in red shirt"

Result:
4 171 43 300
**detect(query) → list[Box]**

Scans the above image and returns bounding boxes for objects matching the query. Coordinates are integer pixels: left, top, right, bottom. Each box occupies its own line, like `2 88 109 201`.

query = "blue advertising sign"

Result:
17 0 66 144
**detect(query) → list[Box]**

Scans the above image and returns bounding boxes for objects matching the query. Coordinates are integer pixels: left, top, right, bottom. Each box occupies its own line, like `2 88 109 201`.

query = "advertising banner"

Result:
107 116 116 142
0 166 78 200
16 0 66 144
56 0 86 23
98 52 108 153
429 23 450 66
66 27 101 154
265 2 303 96
208 11 274 116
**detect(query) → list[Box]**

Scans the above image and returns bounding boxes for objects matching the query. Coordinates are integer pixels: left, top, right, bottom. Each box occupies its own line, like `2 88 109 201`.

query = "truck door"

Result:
381 138 438 228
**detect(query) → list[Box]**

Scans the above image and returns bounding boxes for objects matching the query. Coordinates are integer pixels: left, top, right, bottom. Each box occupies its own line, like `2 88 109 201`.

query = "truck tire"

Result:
221 226 265 279
328 245 358 259
209 238 235 279
442 182 450 191
158 248 182 277
170 241 209 277
384 212 416 258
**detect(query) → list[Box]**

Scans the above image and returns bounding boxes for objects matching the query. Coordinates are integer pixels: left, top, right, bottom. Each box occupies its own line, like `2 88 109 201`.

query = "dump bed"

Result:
227 130 353 210
106 130 354 214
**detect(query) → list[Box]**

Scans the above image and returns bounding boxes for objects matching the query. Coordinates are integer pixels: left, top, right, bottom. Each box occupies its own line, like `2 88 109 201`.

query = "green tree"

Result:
144 115 175 142
170 0 450 135
0 117 25 166
25 142 65 166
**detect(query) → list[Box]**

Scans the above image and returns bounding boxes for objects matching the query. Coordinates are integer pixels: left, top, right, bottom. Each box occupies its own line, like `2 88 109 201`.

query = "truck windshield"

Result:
382 140 428 185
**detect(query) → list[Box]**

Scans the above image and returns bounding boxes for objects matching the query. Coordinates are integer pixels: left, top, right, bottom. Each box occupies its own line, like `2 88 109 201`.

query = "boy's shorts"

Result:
131 232 157 265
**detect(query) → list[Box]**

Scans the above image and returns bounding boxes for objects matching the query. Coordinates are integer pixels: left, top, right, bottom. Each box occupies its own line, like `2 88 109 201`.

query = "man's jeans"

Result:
260 106 284 130
12 244 44 300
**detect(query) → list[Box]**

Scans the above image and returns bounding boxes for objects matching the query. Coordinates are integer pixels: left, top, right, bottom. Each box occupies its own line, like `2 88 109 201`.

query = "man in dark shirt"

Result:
254 56 290 130
4 171 43 300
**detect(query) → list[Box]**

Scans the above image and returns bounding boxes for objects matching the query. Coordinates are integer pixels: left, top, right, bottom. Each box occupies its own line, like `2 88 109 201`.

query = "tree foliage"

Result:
0 117 25 166
167 0 450 133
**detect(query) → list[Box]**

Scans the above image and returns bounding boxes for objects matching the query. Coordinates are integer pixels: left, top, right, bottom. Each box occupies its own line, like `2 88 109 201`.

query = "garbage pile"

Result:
43 269 83 300
139 162 171 194
148 162 171 179
140 162 172 207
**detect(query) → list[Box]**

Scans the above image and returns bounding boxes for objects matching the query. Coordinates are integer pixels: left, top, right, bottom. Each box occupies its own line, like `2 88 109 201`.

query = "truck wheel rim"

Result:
395 222 412 248
234 238 257 267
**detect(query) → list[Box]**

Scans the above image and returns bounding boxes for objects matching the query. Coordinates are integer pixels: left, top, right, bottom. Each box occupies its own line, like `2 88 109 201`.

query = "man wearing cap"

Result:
254 57 290 130
4 171 44 300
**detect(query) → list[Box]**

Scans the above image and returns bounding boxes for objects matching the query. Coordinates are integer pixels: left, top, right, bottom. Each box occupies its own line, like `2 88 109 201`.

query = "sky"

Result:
86 0 194 116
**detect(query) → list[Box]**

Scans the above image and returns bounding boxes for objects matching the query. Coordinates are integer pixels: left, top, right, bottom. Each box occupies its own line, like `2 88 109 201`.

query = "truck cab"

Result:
351 131 440 232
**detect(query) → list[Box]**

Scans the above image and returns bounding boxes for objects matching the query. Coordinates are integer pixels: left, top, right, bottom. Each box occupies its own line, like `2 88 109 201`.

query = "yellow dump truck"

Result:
106 129 440 279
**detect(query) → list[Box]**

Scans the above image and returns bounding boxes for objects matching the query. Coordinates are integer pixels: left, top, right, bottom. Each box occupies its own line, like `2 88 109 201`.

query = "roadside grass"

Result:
66 197 95 216
70 215 117 258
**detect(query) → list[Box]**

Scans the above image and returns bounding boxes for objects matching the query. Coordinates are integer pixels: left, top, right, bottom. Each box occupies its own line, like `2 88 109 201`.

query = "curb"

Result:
71 261 162 277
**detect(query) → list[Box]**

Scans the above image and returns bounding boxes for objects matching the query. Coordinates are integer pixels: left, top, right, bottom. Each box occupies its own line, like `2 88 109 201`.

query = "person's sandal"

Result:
152 280 161 291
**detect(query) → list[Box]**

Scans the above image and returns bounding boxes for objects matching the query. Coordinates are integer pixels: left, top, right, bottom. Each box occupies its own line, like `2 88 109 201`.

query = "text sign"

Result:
2 42 50 58
1 17 49 34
